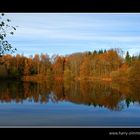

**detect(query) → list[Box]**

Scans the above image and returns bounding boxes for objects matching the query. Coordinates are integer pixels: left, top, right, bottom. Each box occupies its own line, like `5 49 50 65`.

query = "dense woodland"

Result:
0 48 140 82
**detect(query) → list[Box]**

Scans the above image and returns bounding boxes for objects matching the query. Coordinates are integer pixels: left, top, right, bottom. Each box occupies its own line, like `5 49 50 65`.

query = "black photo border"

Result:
1 0 140 137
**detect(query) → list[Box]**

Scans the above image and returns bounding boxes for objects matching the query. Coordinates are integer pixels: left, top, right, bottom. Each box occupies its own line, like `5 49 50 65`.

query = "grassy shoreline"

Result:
22 75 112 83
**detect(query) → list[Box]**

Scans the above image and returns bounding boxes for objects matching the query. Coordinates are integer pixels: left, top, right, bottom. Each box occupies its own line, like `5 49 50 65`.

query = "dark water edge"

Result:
0 80 140 126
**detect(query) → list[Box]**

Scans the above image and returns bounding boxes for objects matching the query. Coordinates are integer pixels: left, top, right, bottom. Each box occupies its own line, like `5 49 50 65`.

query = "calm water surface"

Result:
0 80 140 126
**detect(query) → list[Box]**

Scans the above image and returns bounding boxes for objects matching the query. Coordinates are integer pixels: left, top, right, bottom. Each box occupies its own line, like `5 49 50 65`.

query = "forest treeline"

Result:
0 48 140 82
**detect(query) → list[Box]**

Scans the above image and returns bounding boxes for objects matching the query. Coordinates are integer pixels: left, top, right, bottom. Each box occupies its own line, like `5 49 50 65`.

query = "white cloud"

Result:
5 13 140 56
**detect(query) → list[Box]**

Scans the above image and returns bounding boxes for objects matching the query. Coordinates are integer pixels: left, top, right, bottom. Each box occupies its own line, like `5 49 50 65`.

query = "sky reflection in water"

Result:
0 80 140 126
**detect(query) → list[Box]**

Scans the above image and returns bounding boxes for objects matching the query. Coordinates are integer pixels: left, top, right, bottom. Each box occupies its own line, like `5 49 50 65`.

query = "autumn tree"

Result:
0 48 139 83
66 53 84 78
52 55 65 79
40 54 51 75
80 56 91 79
128 60 140 81
33 54 40 74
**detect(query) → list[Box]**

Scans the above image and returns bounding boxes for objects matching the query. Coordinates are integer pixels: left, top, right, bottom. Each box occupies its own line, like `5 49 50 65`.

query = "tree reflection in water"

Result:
0 80 140 111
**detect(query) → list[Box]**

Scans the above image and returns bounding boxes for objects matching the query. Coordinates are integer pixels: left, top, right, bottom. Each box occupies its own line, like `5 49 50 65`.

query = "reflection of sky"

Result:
5 13 140 57
0 100 140 126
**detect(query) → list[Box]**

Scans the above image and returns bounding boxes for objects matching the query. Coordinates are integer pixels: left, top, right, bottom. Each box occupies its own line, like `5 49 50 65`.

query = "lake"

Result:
0 80 140 127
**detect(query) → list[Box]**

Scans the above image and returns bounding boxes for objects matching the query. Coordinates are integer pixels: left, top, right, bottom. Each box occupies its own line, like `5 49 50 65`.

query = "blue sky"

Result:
5 13 140 57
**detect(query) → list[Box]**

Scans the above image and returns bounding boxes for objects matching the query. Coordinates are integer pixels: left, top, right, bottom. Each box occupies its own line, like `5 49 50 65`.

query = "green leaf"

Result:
12 26 16 30
10 32 14 35
0 35 4 40
7 19 11 22
1 21 5 26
